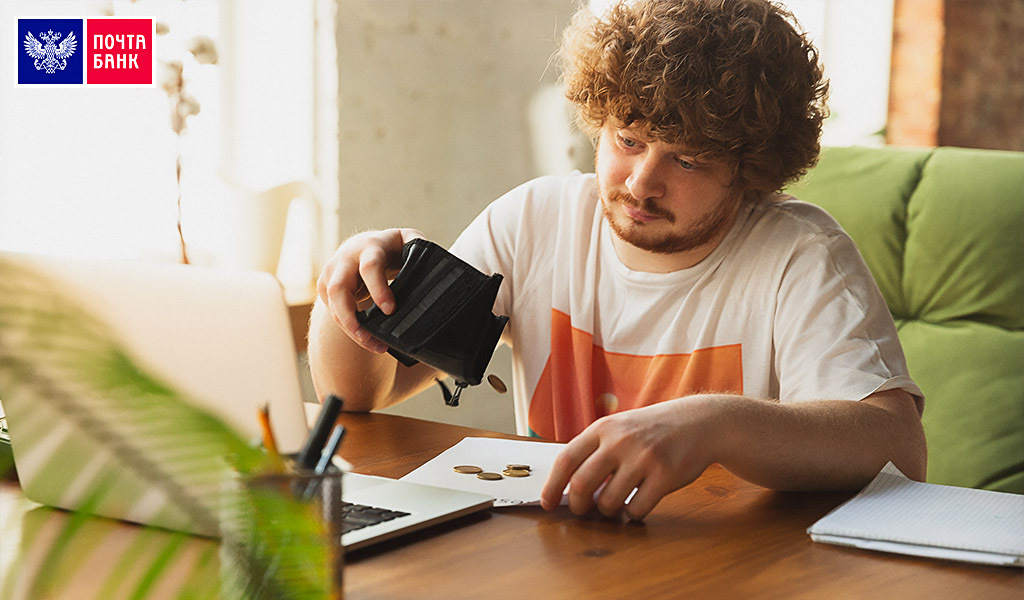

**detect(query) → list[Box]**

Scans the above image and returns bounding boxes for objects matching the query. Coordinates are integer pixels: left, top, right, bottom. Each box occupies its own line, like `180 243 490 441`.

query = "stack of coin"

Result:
452 463 532 480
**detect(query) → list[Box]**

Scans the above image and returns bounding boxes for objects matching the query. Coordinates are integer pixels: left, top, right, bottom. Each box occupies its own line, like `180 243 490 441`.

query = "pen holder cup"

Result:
226 469 345 599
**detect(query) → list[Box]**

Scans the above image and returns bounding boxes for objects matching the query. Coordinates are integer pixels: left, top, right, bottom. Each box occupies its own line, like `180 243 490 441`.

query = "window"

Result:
0 0 336 286
783 0 895 147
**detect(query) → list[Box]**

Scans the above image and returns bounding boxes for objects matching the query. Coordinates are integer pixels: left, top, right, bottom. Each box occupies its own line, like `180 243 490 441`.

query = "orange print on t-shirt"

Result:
528 309 743 441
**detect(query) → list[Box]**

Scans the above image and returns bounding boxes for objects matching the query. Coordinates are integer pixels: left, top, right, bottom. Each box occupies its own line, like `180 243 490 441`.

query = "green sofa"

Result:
786 145 1024 493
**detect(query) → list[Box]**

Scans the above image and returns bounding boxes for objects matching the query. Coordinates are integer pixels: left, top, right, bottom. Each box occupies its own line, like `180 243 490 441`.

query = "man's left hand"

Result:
539 398 716 520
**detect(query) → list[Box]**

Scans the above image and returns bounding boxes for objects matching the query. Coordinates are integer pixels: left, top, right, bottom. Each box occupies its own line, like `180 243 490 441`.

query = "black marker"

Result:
297 394 344 469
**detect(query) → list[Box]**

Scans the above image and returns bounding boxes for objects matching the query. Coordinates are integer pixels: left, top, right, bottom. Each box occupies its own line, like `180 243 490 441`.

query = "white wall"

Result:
333 0 583 433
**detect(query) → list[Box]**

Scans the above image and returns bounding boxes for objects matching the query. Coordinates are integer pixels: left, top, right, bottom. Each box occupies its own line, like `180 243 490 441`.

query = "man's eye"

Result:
618 135 637 148
678 158 695 170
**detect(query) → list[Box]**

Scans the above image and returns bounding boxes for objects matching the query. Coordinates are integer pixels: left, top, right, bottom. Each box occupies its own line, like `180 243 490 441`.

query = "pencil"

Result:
257 403 280 456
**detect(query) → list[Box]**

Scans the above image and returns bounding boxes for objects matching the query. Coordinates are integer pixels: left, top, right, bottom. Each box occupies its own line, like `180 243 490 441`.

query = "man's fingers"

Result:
541 432 599 510
544 431 627 515
621 477 667 521
317 252 386 354
315 228 430 356
595 464 644 518
321 275 385 354
566 453 620 515
358 246 396 315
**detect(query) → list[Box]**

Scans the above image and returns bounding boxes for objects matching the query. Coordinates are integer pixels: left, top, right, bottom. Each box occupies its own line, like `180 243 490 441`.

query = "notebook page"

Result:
808 462 1024 559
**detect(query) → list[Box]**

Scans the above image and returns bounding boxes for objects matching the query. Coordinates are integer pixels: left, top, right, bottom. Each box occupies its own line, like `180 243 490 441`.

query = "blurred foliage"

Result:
0 256 339 599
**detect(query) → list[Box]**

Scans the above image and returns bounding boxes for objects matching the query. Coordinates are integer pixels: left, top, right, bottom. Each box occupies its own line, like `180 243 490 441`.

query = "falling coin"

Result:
453 465 483 474
502 468 530 478
477 472 503 480
506 464 531 471
487 374 508 394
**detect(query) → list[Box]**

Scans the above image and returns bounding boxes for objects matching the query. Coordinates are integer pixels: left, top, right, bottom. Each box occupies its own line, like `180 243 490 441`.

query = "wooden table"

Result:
288 301 313 353
2 413 1021 599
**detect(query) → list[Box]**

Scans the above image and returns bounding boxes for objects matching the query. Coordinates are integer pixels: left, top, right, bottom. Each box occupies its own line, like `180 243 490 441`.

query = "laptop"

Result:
0 251 493 551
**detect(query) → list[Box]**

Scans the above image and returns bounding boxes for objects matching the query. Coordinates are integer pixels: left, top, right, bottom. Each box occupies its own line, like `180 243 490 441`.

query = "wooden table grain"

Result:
337 413 1022 600
1 412 1021 599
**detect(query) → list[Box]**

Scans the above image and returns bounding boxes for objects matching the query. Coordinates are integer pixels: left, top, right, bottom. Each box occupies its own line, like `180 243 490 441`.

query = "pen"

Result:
257 403 279 457
297 394 344 469
315 424 347 475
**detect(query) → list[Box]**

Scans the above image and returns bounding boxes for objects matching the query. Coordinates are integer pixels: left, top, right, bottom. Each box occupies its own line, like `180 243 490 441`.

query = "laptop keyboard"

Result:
339 502 411 534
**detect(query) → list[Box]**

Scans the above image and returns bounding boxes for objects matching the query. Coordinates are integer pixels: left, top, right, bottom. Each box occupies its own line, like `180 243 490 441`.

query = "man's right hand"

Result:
315 228 425 354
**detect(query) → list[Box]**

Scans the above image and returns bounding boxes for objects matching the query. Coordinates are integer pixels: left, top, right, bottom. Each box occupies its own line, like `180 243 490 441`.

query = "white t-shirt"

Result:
451 172 922 440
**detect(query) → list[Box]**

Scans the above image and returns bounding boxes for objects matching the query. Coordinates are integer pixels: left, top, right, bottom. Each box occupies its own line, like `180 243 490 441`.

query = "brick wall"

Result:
939 0 1024 151
888 0 1024 151
888 0 944 147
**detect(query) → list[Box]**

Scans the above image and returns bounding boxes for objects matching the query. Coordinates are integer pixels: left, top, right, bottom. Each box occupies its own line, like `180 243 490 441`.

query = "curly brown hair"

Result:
560 0 829 195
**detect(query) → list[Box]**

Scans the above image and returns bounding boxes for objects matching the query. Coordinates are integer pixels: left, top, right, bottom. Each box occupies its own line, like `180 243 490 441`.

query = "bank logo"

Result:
23 29 78 74
86 17 153 85
16 17 153 86
17 19 83 84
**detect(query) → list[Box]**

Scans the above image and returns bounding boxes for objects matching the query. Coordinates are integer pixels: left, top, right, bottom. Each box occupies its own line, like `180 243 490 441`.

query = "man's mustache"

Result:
606 190 675 223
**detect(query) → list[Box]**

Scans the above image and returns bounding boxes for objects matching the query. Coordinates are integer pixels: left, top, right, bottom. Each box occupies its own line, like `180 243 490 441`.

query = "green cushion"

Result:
898 319 1024 491
904 147 1024 330
787 146 1024 493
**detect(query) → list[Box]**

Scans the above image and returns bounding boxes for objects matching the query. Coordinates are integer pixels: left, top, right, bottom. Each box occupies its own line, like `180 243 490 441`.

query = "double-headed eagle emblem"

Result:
23 30 78 74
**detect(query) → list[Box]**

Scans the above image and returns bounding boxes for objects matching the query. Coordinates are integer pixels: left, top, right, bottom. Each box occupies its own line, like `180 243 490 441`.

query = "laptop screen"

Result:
0 252 311 534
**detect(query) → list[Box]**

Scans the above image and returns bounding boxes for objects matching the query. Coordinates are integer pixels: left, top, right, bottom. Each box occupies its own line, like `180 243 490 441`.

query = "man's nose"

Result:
625 154 665 200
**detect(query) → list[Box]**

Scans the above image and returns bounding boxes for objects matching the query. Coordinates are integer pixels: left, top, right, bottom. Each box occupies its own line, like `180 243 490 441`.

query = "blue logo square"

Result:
18 18 84 84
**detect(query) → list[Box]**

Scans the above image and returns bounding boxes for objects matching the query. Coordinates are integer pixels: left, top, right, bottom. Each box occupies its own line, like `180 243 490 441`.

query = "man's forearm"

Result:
307 300 435 411
710 389 927 491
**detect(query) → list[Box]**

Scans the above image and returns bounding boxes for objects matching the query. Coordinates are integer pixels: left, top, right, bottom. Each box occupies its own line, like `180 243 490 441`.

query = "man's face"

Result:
595 120 742 271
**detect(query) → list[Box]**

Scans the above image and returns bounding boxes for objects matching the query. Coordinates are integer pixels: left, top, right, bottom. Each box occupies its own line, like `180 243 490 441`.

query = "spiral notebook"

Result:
808 462 1024 567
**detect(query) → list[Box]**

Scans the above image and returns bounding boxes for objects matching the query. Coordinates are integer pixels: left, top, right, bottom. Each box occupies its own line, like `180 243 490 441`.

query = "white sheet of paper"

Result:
400 437 567 506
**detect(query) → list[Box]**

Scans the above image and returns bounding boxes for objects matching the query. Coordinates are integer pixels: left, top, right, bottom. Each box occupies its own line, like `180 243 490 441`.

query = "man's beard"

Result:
600 188 740 255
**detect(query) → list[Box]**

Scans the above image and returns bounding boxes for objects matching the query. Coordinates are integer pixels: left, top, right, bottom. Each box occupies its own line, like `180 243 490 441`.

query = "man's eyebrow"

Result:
665 141 703 159
672 146 700 158
614 122 707 158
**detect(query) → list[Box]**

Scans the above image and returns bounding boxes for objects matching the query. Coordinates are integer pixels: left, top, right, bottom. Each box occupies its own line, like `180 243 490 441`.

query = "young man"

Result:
309 0 927 521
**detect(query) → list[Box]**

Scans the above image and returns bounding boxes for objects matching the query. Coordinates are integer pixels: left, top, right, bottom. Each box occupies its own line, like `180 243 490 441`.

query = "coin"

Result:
487 374 508 394
502 468 530 478
506 464 531 471
453 465 483 474
477 472 503 480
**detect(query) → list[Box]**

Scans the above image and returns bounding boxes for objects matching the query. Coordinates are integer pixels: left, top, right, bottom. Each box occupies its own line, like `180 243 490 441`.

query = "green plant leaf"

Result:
0 257 338 598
